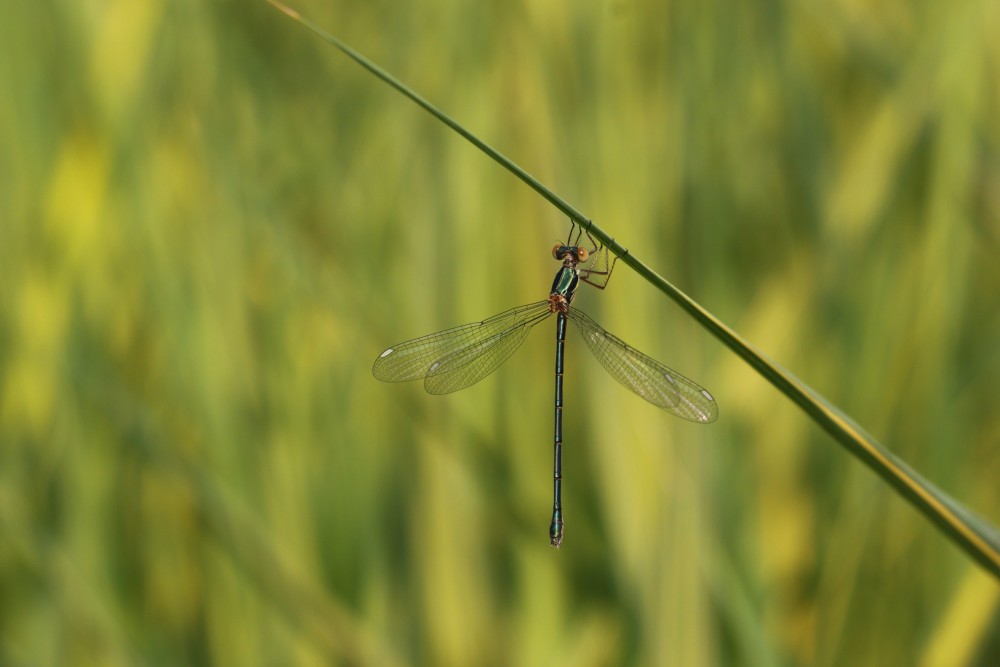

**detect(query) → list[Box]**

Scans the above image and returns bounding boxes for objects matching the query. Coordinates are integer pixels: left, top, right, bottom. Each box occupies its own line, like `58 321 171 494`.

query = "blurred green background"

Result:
3 0 1000 665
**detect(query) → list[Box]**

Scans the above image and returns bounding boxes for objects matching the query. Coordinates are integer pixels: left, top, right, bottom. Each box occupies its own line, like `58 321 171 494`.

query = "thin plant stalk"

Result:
267 0 1000 579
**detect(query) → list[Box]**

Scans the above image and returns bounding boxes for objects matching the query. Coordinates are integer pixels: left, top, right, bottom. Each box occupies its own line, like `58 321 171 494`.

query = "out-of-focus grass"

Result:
2 0 999 665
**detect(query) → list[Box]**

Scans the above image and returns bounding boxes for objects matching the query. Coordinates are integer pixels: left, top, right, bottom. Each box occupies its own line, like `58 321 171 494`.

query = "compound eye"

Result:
576 247 589 262
552 245 563 259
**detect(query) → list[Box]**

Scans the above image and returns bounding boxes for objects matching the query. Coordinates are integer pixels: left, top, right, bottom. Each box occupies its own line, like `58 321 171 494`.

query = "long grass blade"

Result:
267 1 1000 579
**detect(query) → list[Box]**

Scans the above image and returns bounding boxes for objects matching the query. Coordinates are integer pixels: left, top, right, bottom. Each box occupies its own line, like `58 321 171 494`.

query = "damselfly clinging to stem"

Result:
373 221 717 547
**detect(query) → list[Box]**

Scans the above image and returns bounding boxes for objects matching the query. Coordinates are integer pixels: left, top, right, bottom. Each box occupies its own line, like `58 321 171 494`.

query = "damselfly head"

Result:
553 245 590 263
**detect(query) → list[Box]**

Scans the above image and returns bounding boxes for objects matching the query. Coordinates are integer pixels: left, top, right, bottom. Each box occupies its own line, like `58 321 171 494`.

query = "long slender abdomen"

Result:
550 312 567 547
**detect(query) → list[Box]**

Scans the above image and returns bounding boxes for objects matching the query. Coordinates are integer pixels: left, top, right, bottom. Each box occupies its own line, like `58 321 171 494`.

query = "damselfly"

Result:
373 222 717 547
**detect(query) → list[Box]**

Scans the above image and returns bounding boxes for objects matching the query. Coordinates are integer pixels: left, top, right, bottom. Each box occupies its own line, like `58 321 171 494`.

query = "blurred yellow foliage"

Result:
1 0 998 665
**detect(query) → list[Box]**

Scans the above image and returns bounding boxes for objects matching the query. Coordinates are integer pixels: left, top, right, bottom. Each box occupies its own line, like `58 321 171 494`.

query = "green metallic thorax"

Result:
550 266 580 301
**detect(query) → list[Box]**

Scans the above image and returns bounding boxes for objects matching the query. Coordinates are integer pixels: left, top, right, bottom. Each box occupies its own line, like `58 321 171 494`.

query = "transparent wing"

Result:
373 301 552 393
567 308 718 423
577 244 614 289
